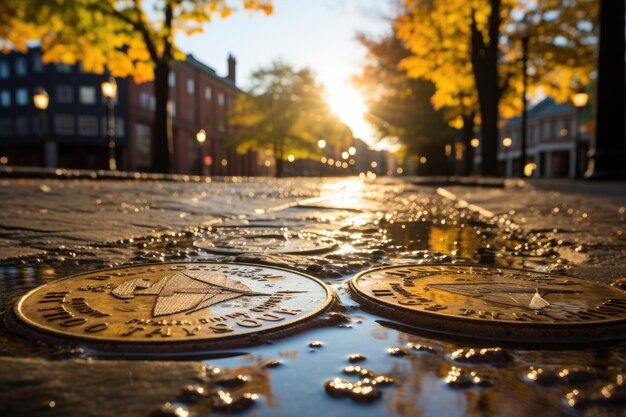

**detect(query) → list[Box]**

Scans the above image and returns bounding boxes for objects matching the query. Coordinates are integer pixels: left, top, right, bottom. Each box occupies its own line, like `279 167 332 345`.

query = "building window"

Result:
0 118 12 137
54 115 75 135
56 63 72 73
0 91 11 107
79 86 96 104
168 73 176 87
78 115 98 136
15 58 27 76
32 53 44 73
16 116 29 136
168 101 176 117
139 91 151 108
218 92 225 106
100 117 124 137
0 61 9 79
16 88 28 106
205 86 212 100
135 123 151 168
218 120 225 132
57 85 74 103
187 78 195 94
115 117 125 137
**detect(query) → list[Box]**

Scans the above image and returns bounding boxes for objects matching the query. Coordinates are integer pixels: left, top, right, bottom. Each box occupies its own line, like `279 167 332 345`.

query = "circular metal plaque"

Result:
194 228 337 255
350 264 626 343
11 262 333 351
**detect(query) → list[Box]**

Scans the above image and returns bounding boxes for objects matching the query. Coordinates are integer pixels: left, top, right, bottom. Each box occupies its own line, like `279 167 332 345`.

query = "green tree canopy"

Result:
229 61 352 177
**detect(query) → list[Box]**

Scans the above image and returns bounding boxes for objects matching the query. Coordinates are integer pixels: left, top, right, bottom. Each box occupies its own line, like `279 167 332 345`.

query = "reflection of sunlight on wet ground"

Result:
319 178 366 209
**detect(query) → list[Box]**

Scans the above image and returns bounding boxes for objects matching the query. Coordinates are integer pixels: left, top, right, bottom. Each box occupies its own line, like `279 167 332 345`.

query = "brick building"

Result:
471 97 592 178
0 47 261 175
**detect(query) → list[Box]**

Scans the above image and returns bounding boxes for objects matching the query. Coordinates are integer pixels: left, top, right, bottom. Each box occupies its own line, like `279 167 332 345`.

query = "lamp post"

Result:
572 90 589 178
317 139 326 177
101 77 118 171
196 128 207 176
33 88 49 133
514 14 533 178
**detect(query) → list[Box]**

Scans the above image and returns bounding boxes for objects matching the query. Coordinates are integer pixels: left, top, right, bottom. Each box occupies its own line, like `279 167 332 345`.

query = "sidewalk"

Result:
435 179 626 283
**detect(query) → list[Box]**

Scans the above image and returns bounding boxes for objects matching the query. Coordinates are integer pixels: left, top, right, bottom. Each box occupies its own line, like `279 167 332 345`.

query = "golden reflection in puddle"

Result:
428 226 480 259
320 178 366 209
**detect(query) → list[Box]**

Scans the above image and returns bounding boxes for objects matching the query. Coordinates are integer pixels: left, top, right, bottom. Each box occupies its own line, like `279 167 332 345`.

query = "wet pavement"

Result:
0 176 625 417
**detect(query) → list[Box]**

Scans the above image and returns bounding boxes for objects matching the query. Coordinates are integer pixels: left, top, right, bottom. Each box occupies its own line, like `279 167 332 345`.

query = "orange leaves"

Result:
3 0 274 84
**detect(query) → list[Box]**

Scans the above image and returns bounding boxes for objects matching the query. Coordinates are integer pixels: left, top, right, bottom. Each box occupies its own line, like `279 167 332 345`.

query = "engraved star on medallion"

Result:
112 271 266 317
427 281 581 310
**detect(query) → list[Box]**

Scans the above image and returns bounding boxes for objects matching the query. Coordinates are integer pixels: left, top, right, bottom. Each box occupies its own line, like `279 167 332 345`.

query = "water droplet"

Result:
150 403 190 417
216 374 249 387
348 354 367 363
387 347 410 357
450 347 512 365
407 343 435 353
211 391 259 412
525 366 558 386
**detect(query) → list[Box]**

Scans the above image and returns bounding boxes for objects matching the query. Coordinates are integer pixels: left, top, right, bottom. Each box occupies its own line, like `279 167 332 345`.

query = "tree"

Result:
396 0 597 176
1 0 273 173
228 61 351 177
354 29 455 175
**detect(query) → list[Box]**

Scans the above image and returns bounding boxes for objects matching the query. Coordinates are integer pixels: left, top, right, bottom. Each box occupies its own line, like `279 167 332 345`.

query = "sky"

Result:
177 0 397 148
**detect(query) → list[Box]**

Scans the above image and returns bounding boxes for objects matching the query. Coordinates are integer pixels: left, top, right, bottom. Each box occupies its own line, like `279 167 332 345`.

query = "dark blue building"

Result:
0 47 128 169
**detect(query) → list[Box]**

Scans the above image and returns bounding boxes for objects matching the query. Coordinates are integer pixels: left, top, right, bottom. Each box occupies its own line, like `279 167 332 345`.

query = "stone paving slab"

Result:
437 179 626 282
0 357 206 417
0 178 323 261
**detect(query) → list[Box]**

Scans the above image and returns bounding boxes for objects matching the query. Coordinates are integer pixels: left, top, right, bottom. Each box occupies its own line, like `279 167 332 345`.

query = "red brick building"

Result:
127 54 260 175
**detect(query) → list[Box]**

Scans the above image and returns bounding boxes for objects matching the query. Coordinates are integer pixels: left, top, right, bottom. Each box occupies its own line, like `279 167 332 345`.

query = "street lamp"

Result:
514 14 533 178
572 90 589 178
196 129 207 176
33 88 49 135
101 77 118 171
317 139 326 177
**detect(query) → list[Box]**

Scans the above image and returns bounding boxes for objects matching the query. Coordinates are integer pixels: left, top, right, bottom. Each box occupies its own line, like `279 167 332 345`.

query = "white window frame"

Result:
187 78 195 94
79 86 96 105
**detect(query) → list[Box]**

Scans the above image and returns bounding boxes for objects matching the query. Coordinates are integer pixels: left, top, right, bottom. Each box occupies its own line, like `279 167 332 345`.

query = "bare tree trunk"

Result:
470 0 501 177
152 59 172 173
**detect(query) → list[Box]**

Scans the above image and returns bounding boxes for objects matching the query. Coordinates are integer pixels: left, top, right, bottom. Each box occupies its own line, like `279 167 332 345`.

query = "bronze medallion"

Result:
194 228 337 255
11 263 333 351
350 264 626 343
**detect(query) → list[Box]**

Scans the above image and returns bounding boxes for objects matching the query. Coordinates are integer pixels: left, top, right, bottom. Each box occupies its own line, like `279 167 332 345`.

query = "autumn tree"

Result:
229 61 351 177
396 0 597 176
1 0 273 173
354 29 455 175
